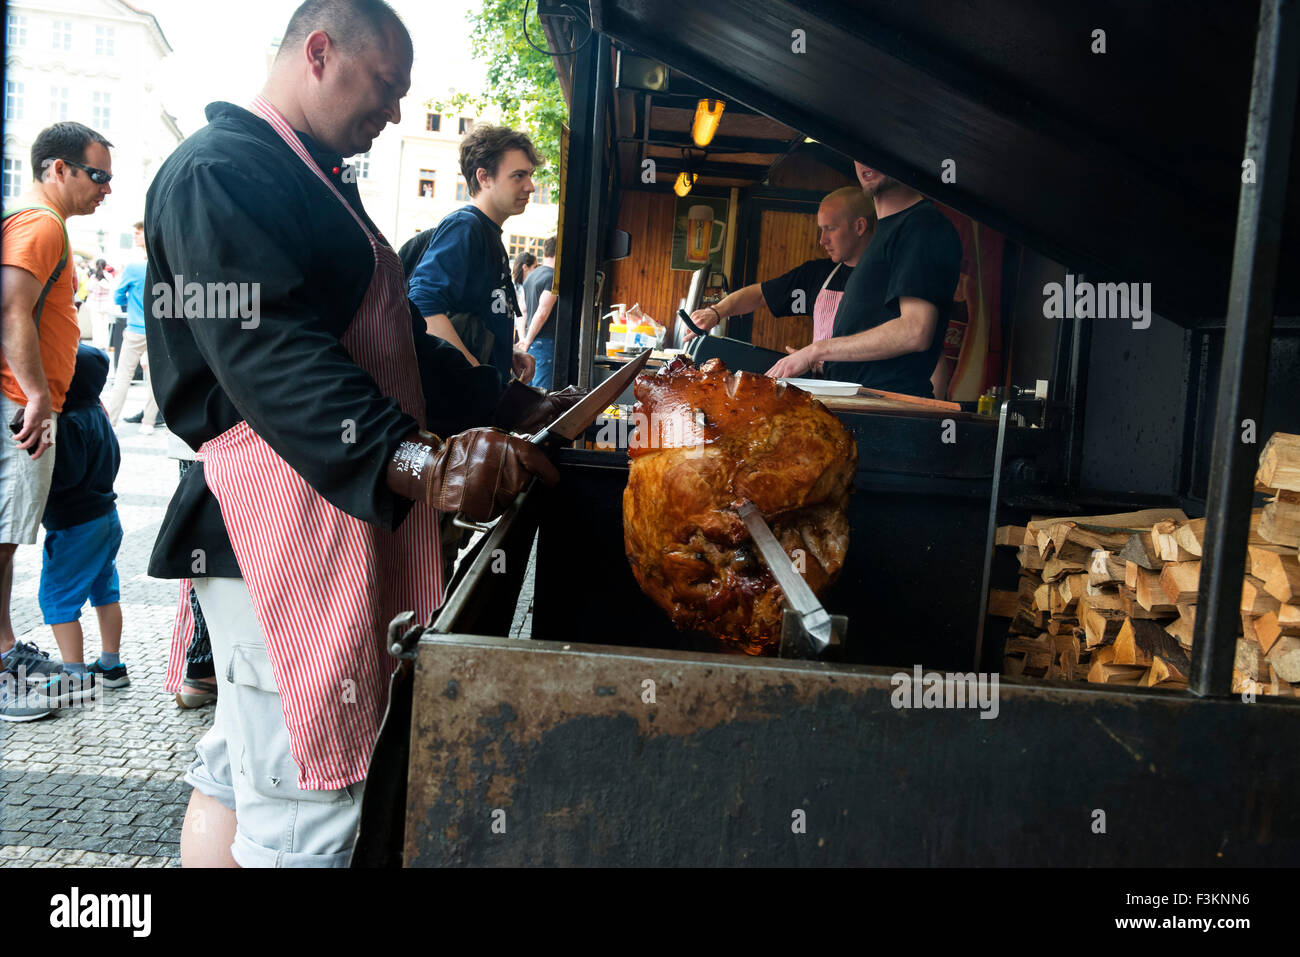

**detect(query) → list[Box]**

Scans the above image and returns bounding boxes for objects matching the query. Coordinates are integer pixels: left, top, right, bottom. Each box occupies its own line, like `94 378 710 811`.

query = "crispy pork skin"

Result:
623 357 855 654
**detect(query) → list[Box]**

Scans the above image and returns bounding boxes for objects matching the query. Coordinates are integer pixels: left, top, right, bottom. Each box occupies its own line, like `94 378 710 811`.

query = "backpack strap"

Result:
2 204 70 334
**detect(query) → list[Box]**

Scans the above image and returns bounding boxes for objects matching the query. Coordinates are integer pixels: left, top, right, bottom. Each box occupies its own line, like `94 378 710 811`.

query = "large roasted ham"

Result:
623 357 856 655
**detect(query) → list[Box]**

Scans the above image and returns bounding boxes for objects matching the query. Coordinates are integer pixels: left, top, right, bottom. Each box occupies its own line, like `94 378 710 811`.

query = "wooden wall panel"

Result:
605 190 695 340
750 209 826 352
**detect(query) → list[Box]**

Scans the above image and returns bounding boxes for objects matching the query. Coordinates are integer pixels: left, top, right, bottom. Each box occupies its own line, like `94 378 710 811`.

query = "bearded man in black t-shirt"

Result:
683 186 874 345
767 163 962 398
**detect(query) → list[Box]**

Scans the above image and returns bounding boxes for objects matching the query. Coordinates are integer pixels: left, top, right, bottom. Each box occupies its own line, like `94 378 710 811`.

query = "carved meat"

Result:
623 357 855 655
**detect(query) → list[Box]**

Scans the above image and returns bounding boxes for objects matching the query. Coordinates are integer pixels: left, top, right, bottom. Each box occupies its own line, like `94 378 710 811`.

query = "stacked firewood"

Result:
994 432 1300 695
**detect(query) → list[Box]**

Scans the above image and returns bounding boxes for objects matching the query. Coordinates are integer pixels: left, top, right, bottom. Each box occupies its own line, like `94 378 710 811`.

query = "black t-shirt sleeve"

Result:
883 214 961 319
760 258 836 318
153 161 417 530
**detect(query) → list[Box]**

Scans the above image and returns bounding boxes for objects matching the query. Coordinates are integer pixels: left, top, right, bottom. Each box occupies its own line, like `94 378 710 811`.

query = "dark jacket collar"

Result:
203 101 343 173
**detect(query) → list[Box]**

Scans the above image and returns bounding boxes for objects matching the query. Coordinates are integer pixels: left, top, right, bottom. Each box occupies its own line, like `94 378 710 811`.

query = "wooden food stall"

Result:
353 0 1300 866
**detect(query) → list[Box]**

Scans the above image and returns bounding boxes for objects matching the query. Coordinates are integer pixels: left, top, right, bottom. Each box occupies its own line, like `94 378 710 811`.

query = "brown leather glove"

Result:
491 379 587 435
387 427 560 522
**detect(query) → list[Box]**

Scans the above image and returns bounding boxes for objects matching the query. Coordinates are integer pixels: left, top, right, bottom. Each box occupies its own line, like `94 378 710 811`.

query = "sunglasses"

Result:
62 159 113 185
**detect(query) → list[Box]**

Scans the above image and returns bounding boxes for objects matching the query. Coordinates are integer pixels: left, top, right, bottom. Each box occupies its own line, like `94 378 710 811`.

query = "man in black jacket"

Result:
144 0 566 868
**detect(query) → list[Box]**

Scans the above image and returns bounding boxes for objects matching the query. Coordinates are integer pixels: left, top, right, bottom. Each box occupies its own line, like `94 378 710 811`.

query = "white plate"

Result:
778 378 862 397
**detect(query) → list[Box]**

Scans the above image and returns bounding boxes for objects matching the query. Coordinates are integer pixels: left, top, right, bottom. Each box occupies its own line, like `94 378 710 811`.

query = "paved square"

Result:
2 383 210 868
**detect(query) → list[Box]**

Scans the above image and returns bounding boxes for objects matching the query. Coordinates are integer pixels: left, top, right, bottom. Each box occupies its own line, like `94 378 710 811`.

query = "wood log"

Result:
995 525 1028 547
1047 616 1079 637
1078 588 1126 617
1088 549 1127 585
1172 512 1268 557
1151 520 1197 563
1159 561 1201 605
1256 612 1286 655
1017 543 1046 571
1026 508 1188 536
1280 602 1300 631
1256 432 1300 492
1119 532 1164 571
1247 544 1300 603
1235 638 1267 680
1259 498 1300 548
1241 575 1281 617
1145 653 1189 687
1243 613 1261 644
1057 573 1091 610
1165 614 1194 649
1083 608 1126 648
1134 565 1178 613
1042 557 1088 583
1121 590 1176 620
1003 654 1027 677
1114 618 1191 668
1033 582 1051 612
1266 636 1300 683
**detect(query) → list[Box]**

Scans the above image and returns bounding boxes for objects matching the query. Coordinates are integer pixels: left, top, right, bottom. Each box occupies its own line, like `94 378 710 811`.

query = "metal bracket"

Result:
387 610 426 660
779 609 848 660
973 393 1046 671
453 514 496 535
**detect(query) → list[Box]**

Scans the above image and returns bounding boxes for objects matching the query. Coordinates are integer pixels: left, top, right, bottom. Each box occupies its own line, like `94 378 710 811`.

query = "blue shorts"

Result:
528 337 556 391
39 510 123 625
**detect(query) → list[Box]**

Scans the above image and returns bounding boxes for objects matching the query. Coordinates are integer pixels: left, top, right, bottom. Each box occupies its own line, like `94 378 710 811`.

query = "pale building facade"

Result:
349 99 559 259
3 0 181 261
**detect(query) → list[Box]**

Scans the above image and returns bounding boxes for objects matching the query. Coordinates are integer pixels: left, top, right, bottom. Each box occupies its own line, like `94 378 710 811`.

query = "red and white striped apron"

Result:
165 95 443 791
812 262 844 343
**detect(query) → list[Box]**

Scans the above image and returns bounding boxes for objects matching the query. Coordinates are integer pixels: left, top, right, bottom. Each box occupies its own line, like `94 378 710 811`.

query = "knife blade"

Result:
736 500 835 655
530 348 652 446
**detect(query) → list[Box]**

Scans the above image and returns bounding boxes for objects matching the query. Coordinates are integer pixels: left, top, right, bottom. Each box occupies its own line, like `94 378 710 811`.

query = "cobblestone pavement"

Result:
2 380 540 868
2 382 209 868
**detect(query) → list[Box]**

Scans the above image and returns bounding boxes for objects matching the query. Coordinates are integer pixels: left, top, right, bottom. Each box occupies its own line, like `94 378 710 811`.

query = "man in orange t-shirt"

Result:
1 121 112 702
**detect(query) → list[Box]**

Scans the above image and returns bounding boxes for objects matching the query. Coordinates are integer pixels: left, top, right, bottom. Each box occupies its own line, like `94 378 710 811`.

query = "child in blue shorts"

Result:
35 345 128 705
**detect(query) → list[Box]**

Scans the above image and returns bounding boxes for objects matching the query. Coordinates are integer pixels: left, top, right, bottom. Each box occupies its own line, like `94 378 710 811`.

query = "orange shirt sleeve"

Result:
2 209 66 287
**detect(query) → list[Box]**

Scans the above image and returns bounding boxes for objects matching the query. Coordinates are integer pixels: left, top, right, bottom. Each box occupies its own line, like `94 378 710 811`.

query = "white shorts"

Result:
186 576 365 868
0 394 58 546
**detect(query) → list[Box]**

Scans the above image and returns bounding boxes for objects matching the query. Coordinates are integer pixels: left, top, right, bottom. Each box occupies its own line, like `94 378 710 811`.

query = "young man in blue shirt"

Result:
104 221 161 430
407 125 541 388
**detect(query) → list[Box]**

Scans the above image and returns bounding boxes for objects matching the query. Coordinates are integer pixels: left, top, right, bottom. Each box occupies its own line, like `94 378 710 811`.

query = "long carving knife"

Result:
736 501 843 658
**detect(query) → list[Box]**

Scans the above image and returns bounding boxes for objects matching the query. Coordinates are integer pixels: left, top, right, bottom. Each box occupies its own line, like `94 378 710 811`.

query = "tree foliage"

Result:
433 0 569 187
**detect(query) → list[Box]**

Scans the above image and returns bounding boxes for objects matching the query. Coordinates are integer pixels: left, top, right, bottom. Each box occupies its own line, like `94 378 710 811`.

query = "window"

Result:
455 177 469 202
425 112 441 132
52 19 72 51
348 151 371 180
95 25 114 56
92 91 111 130
5 81 24 122
417 169 436 197
2 158 22 200
6 14 26 47
507 235 545 260
458 117 474 135
533 183 552 205
50 86 69 122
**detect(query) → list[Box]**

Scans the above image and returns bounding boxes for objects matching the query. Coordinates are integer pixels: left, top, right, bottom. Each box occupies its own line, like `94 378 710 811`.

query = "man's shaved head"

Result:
823 186 875 229
816 185 876 265
276 0 410 62
265 0 412 156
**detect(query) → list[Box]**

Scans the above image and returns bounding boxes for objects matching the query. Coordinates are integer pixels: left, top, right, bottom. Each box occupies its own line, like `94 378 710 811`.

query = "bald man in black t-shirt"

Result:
683 186 874 346
768 163 961 398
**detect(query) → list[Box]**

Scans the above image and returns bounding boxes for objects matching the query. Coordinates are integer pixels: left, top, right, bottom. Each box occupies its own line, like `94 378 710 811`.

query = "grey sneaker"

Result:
1 641 63 678
29 671 97 708
0 673 58 722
